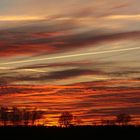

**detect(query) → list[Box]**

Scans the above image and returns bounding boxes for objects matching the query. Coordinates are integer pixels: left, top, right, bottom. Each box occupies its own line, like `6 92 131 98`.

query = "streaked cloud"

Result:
0 0 140 125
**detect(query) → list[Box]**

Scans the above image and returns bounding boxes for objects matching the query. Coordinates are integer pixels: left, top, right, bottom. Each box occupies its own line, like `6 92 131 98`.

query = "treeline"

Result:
0 106 44 126
58 112 132 127
0 106 134 127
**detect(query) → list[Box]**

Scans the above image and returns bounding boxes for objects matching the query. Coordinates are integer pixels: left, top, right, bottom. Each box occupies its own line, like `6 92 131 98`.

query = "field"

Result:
0 126 140 139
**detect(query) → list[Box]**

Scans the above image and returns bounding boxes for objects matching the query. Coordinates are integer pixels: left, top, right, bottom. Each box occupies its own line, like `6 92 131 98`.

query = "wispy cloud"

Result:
0 0 140 125
0 29 140 57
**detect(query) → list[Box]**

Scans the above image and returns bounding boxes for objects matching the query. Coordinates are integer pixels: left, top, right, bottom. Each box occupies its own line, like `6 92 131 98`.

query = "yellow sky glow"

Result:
106 14 140 20
0 16 45 21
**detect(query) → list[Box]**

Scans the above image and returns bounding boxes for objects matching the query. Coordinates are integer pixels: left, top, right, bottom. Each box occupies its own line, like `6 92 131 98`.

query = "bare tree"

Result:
58 112 73 127
31 108 38 125
10 107 21 126
0 106 45 126
22 109 31 126
0 107 8 126
31 108 44 126
116 114 131 125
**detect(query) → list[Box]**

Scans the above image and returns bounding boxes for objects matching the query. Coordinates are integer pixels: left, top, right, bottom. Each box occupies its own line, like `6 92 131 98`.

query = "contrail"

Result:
0 47 140 66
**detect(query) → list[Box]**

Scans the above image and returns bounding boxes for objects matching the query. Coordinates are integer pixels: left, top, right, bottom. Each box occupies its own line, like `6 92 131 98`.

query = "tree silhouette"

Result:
10 107 21 126
31 108 44 126
22 109 31 126
0 107 8 126
31 108 38 125
116 114 131 125
58 112 73 127
0 106 45 126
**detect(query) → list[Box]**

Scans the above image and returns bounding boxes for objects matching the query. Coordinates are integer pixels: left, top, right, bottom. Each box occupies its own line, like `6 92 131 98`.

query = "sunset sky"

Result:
0 0 140 125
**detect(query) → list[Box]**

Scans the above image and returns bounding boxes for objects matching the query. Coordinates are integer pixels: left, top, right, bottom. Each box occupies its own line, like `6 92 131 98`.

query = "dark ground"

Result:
0 126 140 139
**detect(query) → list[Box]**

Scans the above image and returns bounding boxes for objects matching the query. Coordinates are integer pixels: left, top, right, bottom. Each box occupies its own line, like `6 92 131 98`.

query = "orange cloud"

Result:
0 79 140 125
0 44 56 57
0 25 140 58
